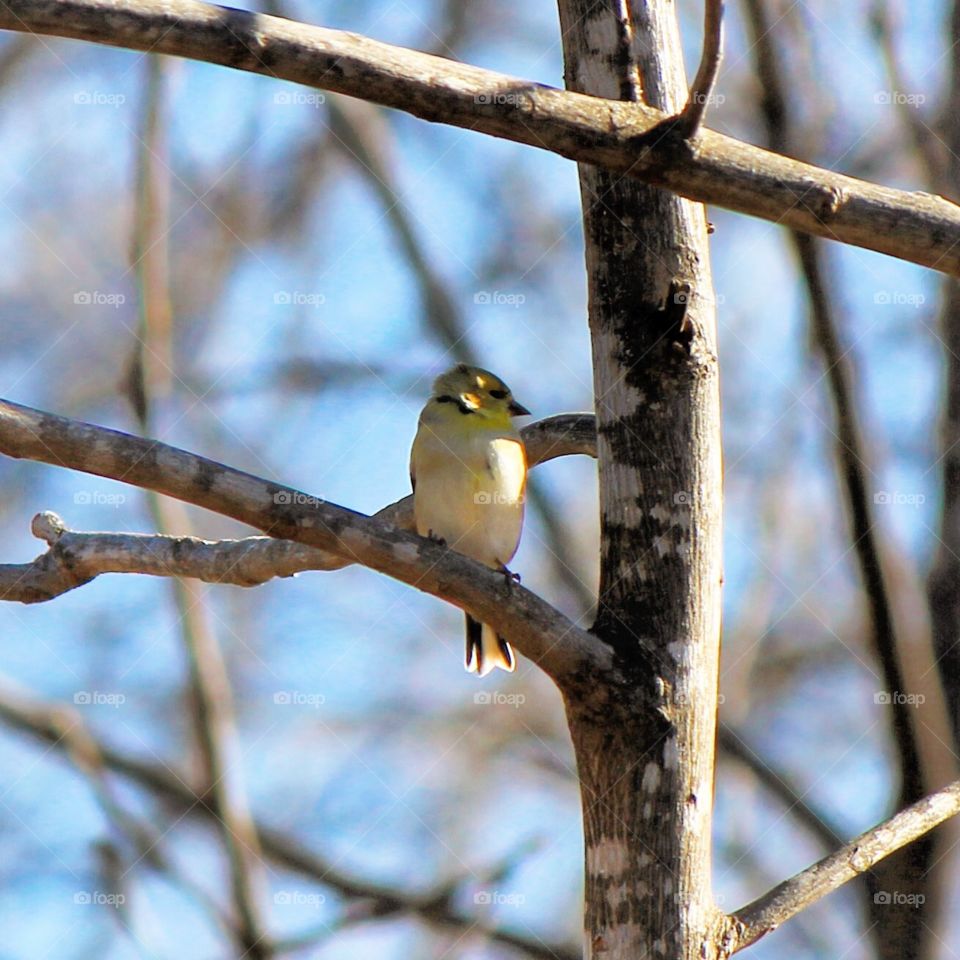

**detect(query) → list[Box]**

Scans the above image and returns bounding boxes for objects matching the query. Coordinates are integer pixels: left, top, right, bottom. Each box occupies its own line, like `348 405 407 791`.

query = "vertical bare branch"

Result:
919 0 960 741
867 0 960 756
868 2 949 193
679 0 725 137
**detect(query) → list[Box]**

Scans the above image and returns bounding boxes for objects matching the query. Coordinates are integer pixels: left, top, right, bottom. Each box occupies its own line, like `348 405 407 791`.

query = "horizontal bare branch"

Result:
725 779 960 952
0 399 604 683
0 415 596 602
0 0 958 274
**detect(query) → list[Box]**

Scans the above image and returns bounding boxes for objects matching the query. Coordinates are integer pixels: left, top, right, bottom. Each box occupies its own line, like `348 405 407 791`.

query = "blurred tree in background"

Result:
0 0 959 958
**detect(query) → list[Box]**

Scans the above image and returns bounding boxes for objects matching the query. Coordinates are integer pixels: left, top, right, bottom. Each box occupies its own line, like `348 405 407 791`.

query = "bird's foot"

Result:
426 530 447 547
499 564 521 588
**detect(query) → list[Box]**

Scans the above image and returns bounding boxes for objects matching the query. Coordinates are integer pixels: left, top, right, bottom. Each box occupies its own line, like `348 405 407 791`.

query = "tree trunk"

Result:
555 1 723 956
928 0 960 755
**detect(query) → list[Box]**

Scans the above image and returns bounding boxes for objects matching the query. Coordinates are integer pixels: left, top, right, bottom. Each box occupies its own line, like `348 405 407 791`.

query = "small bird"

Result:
410 364 530 677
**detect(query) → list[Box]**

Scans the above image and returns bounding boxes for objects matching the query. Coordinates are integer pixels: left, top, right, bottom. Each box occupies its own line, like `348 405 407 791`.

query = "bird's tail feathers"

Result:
465 614 515 677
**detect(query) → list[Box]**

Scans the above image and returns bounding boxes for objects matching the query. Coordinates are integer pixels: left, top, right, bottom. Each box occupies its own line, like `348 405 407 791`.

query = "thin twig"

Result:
727 780 960 952
918 0 960 938
56 714 236 945
1 0 959 273
868 1 949 193
742 0 954 809
678 0 724 138
897 0 960 748
795 232 926 792
718 724 846 851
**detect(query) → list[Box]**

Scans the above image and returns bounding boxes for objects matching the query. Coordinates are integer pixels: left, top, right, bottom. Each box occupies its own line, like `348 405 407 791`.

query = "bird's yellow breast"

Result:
410 423 526 568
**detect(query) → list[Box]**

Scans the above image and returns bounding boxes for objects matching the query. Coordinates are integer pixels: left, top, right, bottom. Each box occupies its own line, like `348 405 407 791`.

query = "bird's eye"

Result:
489 389 507 399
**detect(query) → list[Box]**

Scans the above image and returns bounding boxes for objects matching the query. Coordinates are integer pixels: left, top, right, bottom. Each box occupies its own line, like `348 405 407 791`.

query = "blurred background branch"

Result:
127 55 272 960
740 2 957 954
0 679 580 960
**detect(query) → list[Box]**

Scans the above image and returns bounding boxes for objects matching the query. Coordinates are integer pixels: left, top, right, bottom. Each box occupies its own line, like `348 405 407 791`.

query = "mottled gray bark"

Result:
928 0 960 751
556 2 723 957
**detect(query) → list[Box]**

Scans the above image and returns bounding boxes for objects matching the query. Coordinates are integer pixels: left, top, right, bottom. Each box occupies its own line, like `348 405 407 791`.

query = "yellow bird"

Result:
410 364 530 676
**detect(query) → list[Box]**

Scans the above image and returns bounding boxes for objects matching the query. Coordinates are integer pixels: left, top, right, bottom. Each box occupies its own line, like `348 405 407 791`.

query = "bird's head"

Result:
429 364 530 427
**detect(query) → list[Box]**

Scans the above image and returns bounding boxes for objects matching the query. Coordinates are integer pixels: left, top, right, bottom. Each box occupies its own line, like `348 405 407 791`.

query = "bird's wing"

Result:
485 437 526 499
409 425 419 493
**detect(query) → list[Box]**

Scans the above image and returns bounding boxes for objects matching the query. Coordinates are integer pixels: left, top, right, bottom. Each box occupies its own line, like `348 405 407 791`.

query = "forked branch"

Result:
0 0 958 273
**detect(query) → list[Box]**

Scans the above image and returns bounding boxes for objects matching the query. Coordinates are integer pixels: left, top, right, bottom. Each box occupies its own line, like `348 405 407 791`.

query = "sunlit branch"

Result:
678 0 724 137
0 0 958 274
727 780 960 952
0 399 603 683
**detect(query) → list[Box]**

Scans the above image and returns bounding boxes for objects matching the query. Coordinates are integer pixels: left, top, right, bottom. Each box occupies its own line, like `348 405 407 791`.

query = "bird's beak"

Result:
508 399 531 417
